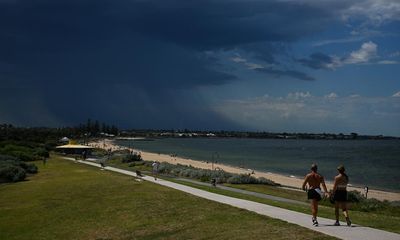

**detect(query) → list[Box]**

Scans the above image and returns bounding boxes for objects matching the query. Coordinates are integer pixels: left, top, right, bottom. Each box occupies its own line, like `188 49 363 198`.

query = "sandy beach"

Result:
89 139 400 202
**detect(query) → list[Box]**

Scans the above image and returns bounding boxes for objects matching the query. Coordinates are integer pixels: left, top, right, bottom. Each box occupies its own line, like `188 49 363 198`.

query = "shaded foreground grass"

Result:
0 158 337 240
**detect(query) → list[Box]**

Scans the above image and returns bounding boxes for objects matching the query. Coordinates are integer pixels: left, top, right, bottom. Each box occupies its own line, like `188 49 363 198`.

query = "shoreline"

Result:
89 139 400 202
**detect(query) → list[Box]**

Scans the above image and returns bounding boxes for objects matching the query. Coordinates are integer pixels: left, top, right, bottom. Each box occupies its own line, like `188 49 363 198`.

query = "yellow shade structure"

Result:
56 144 93 149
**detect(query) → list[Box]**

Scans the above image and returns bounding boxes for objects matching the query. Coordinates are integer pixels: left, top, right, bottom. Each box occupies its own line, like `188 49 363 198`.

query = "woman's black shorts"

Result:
333 190 347 202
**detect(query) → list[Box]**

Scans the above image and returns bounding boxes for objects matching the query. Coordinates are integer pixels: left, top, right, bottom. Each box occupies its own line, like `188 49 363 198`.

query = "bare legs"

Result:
311 199 319 226
335 202 340 221
311 199 318 219
335 201 351 226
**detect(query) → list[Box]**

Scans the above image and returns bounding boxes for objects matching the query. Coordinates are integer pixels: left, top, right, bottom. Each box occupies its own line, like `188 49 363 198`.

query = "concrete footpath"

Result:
66 158 400 240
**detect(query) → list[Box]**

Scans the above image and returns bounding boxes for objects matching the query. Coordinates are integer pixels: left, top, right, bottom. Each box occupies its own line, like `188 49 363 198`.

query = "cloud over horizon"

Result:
214 92 400 135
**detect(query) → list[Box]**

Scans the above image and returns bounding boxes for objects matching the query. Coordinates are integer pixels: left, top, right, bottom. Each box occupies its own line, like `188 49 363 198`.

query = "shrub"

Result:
0 154 18 161
227 174 257 184
128 161 145 167
344 190 400 214
0 154 38 182
0 165 26 182
44 139 58 150
19 162 38 174
258 177 280 186
358 198 384 212
226 174 279 186
0 144 36 161
122 153 142 163
155 161 277 185
34 148 50 158
347 190 363 203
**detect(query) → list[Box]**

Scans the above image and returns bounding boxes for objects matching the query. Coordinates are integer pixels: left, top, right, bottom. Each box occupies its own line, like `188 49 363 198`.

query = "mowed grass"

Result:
100 157 400 234
223 184 400 233
170 180 400 234
0 158 337 240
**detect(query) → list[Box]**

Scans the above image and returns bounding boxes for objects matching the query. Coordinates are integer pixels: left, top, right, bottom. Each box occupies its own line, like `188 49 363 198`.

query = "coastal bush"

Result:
391 201 400 207
34 148 50 159
320 190 400 214
347 191 399 213
156 162 278 186
0 143 49 162
226 174 280 186
347 190 363 203
44 139 58 150
19 162 38 174
358 198 385 212
258 177 280 186
128 161 145 167
122 153 142 163
0 154 38 182
227 174 258 184
0 165 26 182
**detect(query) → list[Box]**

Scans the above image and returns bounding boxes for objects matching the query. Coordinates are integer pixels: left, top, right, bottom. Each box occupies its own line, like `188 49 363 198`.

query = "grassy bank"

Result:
170 180 400 234
104 155 400 233
0 157 336 240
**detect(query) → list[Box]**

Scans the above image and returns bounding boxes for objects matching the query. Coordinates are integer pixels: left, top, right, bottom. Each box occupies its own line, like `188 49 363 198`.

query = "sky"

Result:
1 0 400 135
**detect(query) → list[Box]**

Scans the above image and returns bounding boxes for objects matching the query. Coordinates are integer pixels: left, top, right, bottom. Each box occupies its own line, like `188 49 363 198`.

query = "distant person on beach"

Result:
107 148 112 160
211 178 216 187
82 150 87 160
332 165 351 226
302 163 328 226
152 161 160 180
364 186 369 199
100 159 106 170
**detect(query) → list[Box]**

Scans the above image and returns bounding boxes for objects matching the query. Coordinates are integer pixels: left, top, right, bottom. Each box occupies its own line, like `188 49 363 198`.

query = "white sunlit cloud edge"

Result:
213 91 400 135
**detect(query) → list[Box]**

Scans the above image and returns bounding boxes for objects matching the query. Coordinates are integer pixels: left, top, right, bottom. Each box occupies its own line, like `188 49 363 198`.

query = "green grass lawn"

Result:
222 184 400 232
101 156 400 234
170 180 400 234
0 157 337 240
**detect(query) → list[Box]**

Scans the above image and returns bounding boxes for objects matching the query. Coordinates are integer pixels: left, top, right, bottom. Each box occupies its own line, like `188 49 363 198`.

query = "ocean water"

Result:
115 138 400 192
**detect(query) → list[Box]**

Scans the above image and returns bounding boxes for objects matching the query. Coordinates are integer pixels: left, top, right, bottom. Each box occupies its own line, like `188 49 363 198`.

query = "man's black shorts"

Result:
308 189 322 201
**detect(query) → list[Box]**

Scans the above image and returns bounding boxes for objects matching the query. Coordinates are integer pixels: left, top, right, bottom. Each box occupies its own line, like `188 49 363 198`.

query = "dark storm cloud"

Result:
5 0 341 86
298 53 337 70
127 0 336 50
1 0 347 127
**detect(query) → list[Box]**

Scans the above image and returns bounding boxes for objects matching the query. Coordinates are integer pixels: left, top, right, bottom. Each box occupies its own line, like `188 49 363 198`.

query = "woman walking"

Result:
332 165 351 226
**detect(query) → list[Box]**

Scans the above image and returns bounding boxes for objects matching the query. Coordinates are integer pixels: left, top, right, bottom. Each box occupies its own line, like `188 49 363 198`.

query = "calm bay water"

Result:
115 138 400 192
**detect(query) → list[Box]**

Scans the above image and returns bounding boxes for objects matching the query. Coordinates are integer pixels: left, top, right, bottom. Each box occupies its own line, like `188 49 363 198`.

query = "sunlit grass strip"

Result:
0 157 337 240
170 179 400 234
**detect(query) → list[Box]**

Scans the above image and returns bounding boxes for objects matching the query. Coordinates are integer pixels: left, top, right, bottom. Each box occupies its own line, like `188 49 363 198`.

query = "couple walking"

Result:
302 163 351 227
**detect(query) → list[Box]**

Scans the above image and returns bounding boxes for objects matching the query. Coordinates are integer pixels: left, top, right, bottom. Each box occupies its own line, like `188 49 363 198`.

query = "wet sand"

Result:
89 139 400 201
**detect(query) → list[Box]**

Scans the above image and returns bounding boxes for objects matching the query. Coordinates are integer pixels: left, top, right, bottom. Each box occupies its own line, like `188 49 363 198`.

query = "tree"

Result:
86 118 92 134
94 120 100 134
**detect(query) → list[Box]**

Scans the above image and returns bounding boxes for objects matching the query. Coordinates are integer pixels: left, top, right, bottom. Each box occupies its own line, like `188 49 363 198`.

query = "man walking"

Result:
302 163 328 226
152 161 160 180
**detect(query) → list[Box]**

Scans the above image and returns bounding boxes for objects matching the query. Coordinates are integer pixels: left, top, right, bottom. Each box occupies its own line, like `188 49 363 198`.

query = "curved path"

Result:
65 158 400 240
